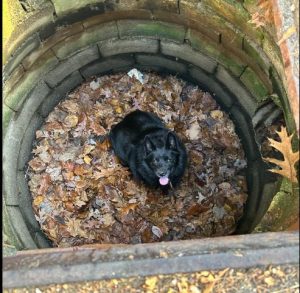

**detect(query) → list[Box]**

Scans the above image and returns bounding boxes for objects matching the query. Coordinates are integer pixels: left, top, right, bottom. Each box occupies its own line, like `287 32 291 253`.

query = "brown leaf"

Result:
60 99 80 113
37 174 51 194
63 171 74 181
45 121 62 131
65 218 87 238
75 180 87 189
74 165 86 176
187 204 210 217
73 113 87 135
89 120 106 135
95 138 111 152
264 127 299 183
93 167 126 179
101 213 115 227
118 203 138 217
141 227 153 243
65 202 75 212
28 158 46 172
61 161 75 172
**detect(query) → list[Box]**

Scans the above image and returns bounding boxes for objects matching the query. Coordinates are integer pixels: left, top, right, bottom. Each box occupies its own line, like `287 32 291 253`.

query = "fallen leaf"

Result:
64 115 78 128
186 121 201 140
28 158 46 172
264 276 275 286
264 126 299 183
74 165 86 176
101 213 115 227
84 155 92 165
93 168 121 179
33 195 44 206
144 276 157 291
278 26 297 45
119 203 138 217
37 175 51 194
210 110 223 119
189 285 201 293
95 139 111 152
187 204 210 217
89 120 106 136
90 79 100 90
151 225 163 238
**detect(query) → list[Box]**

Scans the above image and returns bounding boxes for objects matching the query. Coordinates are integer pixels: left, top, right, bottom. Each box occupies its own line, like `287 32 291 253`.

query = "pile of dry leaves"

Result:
28 71 248 247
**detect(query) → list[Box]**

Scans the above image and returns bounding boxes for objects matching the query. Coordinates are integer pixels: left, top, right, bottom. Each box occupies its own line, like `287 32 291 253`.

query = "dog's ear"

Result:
166 132 177 150
144 136 155 154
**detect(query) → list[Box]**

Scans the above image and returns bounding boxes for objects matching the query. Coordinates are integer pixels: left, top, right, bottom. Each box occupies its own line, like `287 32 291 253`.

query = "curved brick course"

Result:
3 0 298 249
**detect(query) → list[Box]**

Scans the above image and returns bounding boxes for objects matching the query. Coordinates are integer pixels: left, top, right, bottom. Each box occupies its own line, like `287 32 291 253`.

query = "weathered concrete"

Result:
3 232 299 288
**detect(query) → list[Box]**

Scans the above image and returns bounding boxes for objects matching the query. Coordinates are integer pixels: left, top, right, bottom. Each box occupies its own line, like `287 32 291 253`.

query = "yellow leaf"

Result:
264 127 299 183
84 155 92 165
115 106 123 114
190 285 201 293
203 282 215 293
278 26 297 45
210 110 223 119
33 195 44 206
145 276 158 291
83 145 95 155
64 115 78 128
264 276 275 286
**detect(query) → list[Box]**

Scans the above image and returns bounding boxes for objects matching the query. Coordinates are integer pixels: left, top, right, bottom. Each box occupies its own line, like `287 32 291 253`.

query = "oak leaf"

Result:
118 203 138 217
264 127 299 183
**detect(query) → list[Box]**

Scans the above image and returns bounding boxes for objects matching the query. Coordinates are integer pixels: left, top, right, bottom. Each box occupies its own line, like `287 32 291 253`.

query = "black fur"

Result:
109 110 187 188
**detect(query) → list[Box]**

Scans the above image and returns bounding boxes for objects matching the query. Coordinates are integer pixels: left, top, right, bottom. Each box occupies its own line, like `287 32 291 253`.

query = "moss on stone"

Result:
52 22 118 59
118 20 186 43
187 29 246 77
240 67 269 101
51 0 101 16
201 0 264 44
256 178 299 232
5 51 58 110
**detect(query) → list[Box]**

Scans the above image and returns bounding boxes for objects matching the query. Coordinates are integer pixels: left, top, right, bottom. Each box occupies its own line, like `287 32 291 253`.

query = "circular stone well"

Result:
3 0 299 250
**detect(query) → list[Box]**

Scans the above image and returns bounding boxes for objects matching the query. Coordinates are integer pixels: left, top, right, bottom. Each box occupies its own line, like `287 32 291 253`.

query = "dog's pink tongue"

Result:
159 177 169 185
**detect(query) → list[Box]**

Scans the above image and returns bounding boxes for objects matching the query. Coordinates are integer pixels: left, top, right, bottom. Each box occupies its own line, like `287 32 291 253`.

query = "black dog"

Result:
109 110 187 188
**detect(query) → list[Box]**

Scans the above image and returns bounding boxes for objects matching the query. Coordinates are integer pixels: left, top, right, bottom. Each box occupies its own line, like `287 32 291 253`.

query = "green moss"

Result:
118 20 186 43
187 29 246 76
52 22 118 59
51 0 101 16
4 51 58 110
201 0 264 43
256 178 299 232
243 37 269 74
240 67 269 101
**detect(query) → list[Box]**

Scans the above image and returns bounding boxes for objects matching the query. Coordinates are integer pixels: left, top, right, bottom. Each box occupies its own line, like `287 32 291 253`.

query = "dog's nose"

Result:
158 171 166 177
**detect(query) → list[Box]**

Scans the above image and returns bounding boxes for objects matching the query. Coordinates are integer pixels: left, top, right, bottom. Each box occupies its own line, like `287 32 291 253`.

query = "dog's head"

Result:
144 132 179 185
